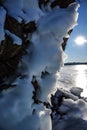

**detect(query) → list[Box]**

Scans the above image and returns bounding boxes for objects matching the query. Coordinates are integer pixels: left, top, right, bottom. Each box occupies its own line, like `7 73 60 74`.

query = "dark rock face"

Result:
39 0 75 8
0 15 37 85
0 0 76 91
23 21 37 34
62 30 73 50
51 0 75 8
5 15 23 38
0 35 21 81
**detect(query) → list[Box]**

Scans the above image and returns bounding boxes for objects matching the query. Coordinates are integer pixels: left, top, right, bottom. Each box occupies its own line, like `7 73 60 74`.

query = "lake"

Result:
57 65 87 97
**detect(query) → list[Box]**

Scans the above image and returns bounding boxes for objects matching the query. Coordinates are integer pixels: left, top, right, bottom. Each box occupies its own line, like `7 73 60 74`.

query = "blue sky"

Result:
65 1 87 62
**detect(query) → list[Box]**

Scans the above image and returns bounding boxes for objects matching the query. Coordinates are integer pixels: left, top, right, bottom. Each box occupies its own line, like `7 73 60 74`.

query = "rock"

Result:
5 15 23 38
39 0 76 9
51 0 76 8
70 87 83 97
62 30 73 50
23 21 37 34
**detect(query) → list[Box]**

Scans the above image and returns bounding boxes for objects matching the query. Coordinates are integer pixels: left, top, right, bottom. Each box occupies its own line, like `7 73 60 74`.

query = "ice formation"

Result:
0 0 79 130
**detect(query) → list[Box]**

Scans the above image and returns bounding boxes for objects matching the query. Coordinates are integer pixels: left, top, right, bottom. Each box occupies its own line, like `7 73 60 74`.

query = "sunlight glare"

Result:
75 36 87 45
75 65 87 97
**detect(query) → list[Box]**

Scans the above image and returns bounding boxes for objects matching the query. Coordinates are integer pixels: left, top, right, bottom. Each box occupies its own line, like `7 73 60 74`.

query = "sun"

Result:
75 36 87 45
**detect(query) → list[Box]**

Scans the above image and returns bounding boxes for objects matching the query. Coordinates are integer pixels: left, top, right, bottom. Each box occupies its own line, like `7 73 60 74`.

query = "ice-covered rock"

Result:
70 87 83 97
0 0 79 130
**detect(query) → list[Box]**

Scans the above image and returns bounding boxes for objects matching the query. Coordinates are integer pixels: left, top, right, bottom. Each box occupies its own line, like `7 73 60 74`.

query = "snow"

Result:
52 88 87 130
5 30 22 45
0 77 34 129
29 3 79 78
23 0 44 22
0 1 80 130
2 0 24 22
0 7 6 42
40 110 52 130
2 0 43 23
38 4 78 35
36 74 57 103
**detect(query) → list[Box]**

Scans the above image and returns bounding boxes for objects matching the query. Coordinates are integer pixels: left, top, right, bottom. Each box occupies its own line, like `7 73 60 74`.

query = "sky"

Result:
65 0 87 63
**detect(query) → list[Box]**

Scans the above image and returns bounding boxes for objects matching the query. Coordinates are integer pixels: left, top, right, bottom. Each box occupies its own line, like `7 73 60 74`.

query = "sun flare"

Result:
75 36 87 45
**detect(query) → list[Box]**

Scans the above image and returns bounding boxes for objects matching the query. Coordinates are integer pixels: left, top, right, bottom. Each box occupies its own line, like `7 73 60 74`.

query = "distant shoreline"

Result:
64 62 87 65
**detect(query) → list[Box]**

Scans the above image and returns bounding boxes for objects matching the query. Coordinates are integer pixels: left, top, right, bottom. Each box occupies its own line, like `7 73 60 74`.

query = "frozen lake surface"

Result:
57 65 87 97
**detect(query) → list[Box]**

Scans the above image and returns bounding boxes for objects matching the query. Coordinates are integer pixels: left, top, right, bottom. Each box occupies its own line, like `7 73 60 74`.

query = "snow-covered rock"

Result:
0 0 79 130
52 88 87 130
70 87 83 97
